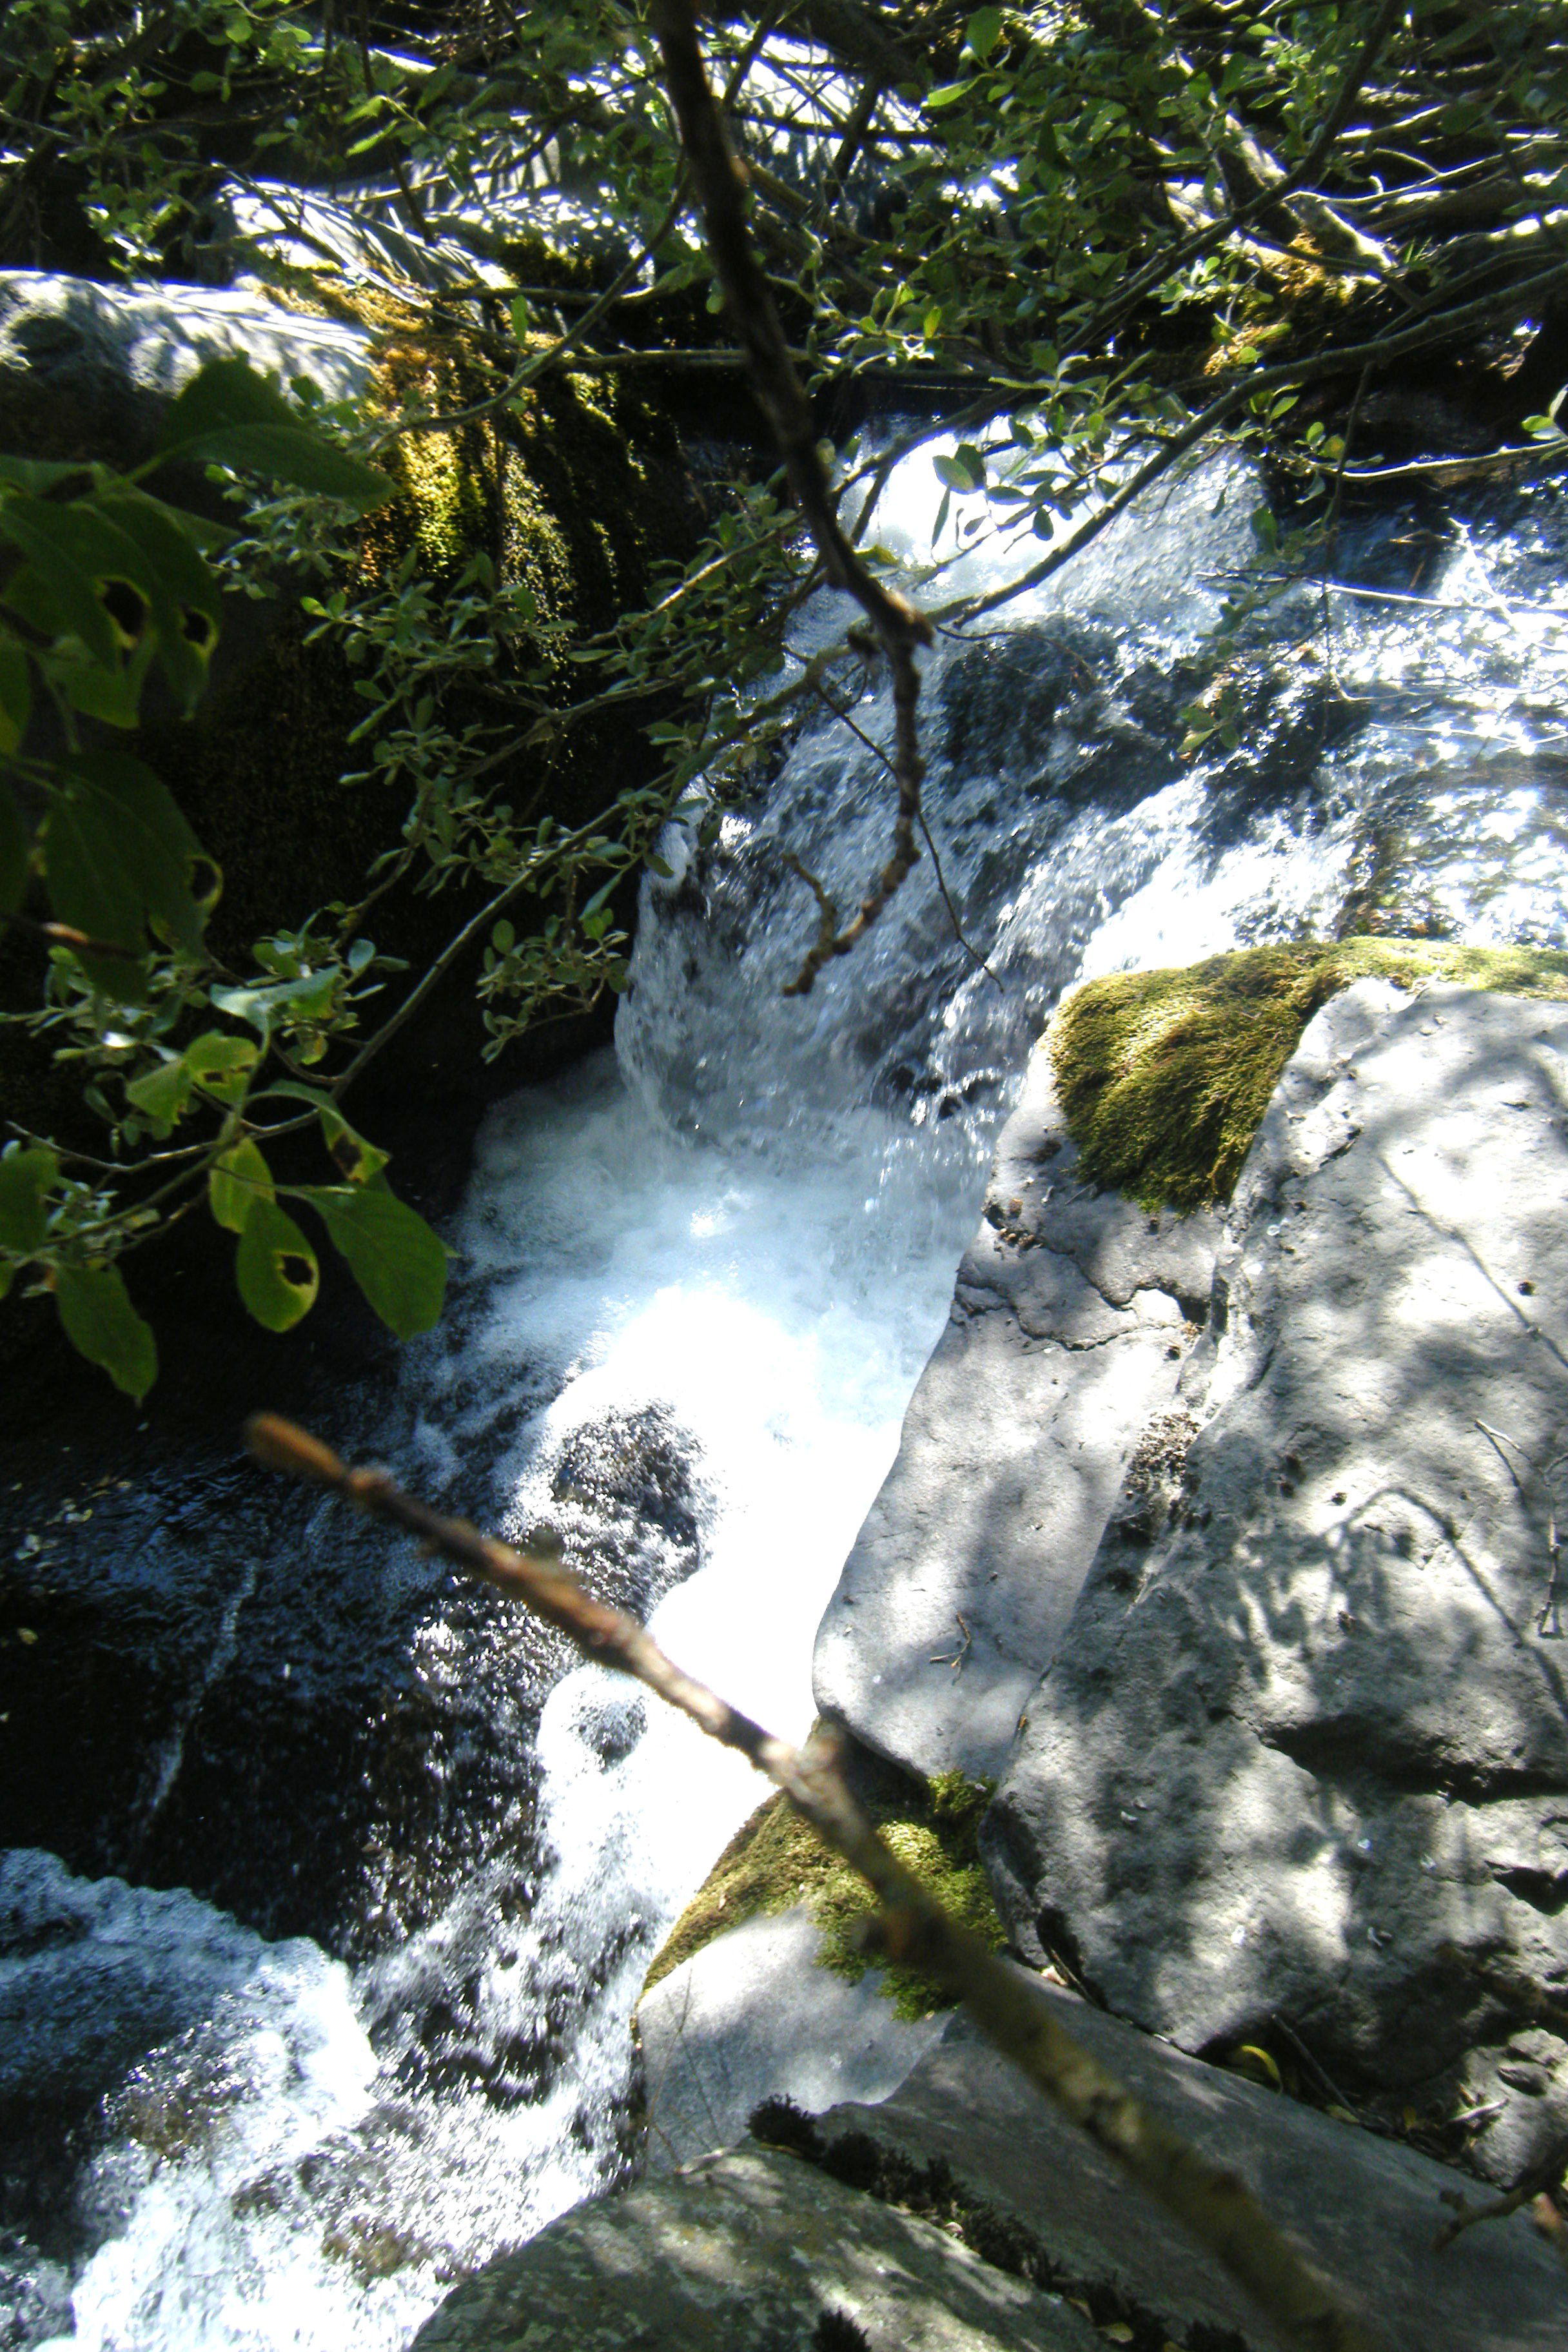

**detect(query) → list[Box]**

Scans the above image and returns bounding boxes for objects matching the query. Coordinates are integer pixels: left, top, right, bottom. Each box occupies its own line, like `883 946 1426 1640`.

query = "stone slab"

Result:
986 981 1568 2184
813 1039 1219 1779
812 1977 1567 2352
411 2142 1102 2352
636 1906 944 2174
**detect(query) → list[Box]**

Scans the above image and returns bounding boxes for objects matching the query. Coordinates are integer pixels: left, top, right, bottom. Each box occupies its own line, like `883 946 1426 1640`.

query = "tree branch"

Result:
648 0 933 997
244 1413 1384 2352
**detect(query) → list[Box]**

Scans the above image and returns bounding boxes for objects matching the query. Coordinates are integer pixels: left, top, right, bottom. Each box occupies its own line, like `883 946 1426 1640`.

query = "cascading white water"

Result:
5 447 1567 2352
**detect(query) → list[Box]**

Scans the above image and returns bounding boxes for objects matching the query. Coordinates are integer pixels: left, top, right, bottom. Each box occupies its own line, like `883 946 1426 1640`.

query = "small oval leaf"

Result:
236 1199 320 1330
54 1262 157 1400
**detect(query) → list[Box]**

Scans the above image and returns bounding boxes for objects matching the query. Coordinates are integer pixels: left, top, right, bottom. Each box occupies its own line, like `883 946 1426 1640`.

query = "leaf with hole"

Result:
236 1198 320 1329
184 1031 259 1104
259 1081 389 1183
92 488 222 710
0 495 121 665
54 1262 157 1400
299 1184 448 1338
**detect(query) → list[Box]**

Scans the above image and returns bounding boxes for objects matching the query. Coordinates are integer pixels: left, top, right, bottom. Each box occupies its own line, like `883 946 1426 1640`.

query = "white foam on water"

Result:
449 1044 990 1892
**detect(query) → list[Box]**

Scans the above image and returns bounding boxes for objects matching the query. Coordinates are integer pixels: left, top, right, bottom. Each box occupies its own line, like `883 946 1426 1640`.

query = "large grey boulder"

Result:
813 1038 1219 1779
636 1906 945 2173
808 1981 1566 2352
410 2142 1101 2352
985 980 1568 2184
0 270 372 463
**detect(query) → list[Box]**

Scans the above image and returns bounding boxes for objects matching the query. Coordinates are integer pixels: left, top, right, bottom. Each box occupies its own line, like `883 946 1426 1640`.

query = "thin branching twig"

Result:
648 0 933 997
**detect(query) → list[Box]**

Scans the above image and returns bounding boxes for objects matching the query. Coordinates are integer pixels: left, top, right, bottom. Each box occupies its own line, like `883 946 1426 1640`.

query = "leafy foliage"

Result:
2 2 1563 1389
0 358 454 1395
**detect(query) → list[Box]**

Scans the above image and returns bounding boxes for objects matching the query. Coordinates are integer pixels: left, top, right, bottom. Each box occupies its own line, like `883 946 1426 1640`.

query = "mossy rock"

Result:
132 318 703 970
1052 935 1568 1214
644 1754 1005 2024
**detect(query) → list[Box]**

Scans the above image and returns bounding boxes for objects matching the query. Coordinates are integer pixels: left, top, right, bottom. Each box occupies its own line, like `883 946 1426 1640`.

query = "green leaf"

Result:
0 786 29 915
299 1184 448 1338
0 1146 57 1253
235 1197 320 1329
933 449 985 494
125 1055 195 1126
211 968 340 1034
185 1030 259 1103
93 489 222 711
256 1081 389 1182
155 359 397 510
0 639 31 757
966 8 1004 59
0 495 121 665
43 749 210 990
925 78 976 109
0 455 90 493
208 1137 275 1232
54 1262 157 1400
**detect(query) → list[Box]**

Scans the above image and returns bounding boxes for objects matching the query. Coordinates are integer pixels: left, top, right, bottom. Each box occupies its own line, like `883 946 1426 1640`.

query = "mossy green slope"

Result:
1052 936 1568 1214
643 1767 1004 2024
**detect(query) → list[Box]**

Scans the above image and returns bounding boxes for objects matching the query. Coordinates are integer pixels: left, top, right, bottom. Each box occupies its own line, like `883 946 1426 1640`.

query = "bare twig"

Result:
0 907 141 960
1433 2134 1568 2253
648 0 932 997
245 1412 1383 2352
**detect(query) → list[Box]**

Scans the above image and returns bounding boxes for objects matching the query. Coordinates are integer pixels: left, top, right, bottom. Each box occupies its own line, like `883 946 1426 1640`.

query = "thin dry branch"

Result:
246 1410 1384 2352
647 0 932 997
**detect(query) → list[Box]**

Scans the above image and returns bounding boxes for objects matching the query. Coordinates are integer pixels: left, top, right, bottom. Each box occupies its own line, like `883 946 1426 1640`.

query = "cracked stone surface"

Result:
985 981 1568 2184
409 2142 1101 2352
811 1980 1567 2352
812 1036 1219 1779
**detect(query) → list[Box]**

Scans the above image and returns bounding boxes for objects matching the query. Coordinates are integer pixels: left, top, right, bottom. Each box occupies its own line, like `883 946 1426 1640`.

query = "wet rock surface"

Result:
410 2142 1101 2352
985 981 1568 2183
812 1040 1219 1778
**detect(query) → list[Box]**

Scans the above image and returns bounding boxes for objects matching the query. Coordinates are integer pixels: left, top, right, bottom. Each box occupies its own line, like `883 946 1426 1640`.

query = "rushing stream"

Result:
3 446 1567 2349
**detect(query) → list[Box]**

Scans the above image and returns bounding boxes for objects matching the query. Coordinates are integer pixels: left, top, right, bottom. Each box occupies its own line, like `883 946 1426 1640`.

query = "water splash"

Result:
7 457 1568 2351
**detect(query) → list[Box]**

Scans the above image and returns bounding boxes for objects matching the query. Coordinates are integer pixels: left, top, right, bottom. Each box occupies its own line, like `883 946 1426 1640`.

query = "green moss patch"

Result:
642 1766 1004 2023
1052 936 1568 1214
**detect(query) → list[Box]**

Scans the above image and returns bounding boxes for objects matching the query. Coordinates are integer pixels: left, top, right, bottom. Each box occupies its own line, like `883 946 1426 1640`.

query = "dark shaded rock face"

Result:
983 981 1568 2184
409 2142 1100 2352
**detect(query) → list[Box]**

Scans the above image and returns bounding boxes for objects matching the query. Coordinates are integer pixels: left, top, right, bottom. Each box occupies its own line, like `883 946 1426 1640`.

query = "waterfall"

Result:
5 449 1567 2351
